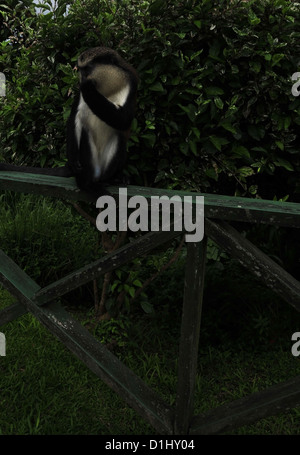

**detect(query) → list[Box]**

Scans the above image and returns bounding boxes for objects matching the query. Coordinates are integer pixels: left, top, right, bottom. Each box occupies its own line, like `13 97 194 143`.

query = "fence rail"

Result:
0 171 300 434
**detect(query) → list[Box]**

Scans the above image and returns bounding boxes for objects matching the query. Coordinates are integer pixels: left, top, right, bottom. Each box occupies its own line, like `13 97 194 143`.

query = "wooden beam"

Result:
0 249 174 434
205 220 300 312
1 172 300 227
0 302 28 326
0 172 95 202
190 374 300 434
174 237 207 434
125 185 300 228
34 227 180 306
0 249 41 298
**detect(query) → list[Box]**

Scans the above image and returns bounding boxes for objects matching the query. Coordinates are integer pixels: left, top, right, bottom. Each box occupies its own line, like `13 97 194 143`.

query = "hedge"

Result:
0 0 300 200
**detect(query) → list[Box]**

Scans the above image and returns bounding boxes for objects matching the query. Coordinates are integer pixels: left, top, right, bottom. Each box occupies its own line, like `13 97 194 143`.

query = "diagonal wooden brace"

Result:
205 220 300 312
33 227 181 306
0 249 174 434
0 302 28 326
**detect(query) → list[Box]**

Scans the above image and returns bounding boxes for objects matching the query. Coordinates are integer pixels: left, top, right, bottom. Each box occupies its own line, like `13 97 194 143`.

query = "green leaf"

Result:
214 97 224 109
205 86 224 96
205 167 218 181
249 185 258 195
190 50 203 61
141 133 156 148
189 140 198 156
267 33 273 46
171 76 181 85
247 125 265 141
279 195 289 202
231 145 250 158
191 127 200 139
219 120 236 134
273 159 294 171
238 166 254 177
232 27 249 37
128 287 135 298
40 154 47 167
141 301 154 314
269 15 276 24
115 270 122 279
248 9 261 25
275 141 284 151
272 53 284 66
209 39 220 59
249 61 261 73
149 0 165 15
111 281 120 292
178 103 196 122
179 142 189 155
209 136 229 151
149 82 164 92
251 147 268 154
284 117 291 130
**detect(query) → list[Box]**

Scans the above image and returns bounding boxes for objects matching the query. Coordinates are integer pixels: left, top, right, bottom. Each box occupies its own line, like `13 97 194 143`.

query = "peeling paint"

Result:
49 313 73 330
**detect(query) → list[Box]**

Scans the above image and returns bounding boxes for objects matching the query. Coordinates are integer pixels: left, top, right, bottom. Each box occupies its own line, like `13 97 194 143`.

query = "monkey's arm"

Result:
80 80 135 131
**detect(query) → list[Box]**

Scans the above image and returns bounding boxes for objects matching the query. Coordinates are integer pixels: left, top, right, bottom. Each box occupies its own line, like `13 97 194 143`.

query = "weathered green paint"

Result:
1 172 300 227
174 237 207 434
0 249 41 299
0 172 94 202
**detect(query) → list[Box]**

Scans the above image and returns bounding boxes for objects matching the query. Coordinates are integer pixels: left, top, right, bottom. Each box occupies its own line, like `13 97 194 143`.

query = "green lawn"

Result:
1 286 300 435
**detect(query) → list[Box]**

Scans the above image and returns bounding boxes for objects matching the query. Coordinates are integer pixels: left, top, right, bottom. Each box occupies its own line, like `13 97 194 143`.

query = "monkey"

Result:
67 46 139 192
0 47 138 194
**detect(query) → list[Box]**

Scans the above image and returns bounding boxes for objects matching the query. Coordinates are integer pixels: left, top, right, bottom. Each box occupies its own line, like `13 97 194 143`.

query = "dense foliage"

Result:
0 0 300 200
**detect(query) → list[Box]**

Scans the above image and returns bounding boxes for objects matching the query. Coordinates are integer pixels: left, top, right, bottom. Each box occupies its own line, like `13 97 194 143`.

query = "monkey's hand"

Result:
80 79 133 130
80 79 97 96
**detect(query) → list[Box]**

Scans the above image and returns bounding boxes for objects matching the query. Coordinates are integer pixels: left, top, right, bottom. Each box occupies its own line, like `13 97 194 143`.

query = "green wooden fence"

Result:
0 171 300 434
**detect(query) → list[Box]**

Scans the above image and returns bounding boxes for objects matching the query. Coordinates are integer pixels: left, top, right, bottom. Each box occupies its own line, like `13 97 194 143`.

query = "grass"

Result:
0 193 300 435
1 285 300 435
0 293 153 435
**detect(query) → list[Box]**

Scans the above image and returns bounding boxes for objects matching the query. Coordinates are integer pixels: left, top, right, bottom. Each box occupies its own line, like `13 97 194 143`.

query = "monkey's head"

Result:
77 47 138 98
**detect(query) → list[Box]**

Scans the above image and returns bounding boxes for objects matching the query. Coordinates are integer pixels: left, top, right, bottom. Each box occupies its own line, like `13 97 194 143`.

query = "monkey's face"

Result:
77 46 122 82
79 63 128 98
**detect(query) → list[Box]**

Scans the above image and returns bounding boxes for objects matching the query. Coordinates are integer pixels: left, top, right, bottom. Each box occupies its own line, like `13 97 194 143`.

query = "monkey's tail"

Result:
0 163 73 177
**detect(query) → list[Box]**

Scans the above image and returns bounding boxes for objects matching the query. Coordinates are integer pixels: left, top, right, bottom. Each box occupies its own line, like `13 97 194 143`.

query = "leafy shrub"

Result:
0 0 299 200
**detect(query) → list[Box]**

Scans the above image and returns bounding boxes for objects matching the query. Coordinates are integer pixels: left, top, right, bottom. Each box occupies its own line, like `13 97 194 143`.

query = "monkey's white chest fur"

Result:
75 85 129 179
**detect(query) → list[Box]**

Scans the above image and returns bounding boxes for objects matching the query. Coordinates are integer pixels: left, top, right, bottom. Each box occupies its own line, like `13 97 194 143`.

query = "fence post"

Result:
174 236 207 434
